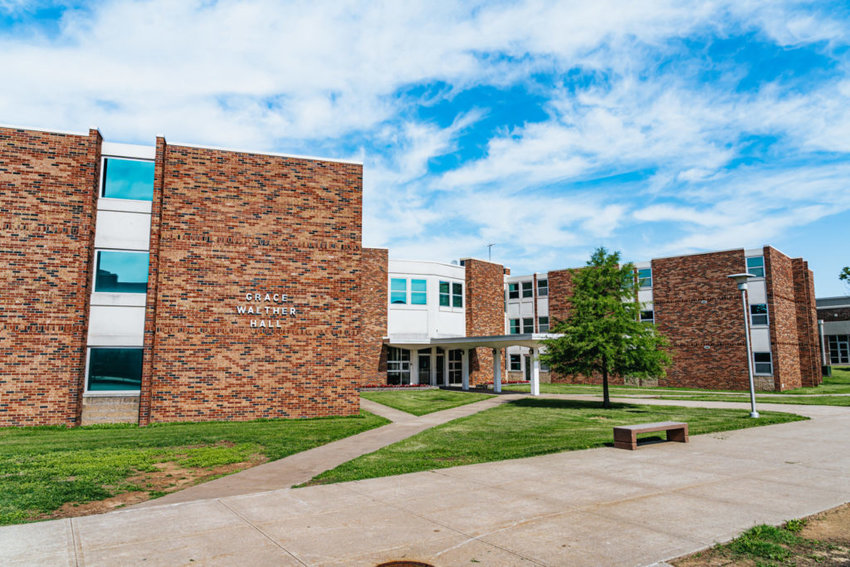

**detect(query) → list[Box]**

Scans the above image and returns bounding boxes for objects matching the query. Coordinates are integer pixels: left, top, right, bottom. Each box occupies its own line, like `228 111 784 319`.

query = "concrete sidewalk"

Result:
3 398 849 566
134 393 521 506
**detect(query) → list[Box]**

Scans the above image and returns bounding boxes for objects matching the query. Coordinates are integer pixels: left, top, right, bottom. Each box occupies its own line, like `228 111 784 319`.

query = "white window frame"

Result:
753 351 773 375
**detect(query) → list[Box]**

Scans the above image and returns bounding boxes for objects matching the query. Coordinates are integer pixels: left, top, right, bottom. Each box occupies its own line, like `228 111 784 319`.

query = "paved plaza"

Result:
2 396 849 566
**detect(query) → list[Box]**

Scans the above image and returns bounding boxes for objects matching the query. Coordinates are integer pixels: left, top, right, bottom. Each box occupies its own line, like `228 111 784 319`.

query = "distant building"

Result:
817 296 850 366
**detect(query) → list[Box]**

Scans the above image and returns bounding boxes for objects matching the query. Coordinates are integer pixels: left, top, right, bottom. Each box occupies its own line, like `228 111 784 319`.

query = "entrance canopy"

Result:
384 333 562 395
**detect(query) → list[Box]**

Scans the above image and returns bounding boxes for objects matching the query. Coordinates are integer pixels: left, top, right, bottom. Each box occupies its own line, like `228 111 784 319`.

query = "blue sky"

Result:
2 0 849 296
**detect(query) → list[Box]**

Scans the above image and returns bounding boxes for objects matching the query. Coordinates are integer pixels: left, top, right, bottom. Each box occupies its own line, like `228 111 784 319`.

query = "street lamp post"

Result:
728 273 759 418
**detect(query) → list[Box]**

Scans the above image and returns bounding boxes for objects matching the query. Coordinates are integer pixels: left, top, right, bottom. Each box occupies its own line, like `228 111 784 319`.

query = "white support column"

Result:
443 351 449 387
493 348 502 393
530 347 540 396
462 349 470 391
430 347 437 386
411 352 419 386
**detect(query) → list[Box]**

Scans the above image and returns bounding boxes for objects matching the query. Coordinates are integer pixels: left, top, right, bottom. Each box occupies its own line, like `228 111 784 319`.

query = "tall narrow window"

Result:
508 283 519 299
521 281 533 298
87 347 143 392
538 316 549 332
390 278 407 304
439 281 450 306
509 354 521 371
750 304 768 326
746 256 765 278
94 251 149 293
753 352 773 375
640 310 654 323
522 317 534 333
452 282 463 308
537 279 548 297
411 279 427 305
638 268 652 289
101 158 155 201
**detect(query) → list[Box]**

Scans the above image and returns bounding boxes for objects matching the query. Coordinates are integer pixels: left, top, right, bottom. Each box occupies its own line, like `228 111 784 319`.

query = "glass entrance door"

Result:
418 349 432 385
829 335 850 364
435 348 445 385
448 349 463 386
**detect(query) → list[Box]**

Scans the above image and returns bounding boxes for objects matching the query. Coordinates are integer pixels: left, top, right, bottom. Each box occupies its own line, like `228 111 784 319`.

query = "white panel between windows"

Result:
747 281 767 304
101 141 156 160
536 297 548 316
87 305 146 346
638 289 653 304
90 292 147 307
750 328 771 352
388 309 430 337
97 197 153 214
94 210 152 251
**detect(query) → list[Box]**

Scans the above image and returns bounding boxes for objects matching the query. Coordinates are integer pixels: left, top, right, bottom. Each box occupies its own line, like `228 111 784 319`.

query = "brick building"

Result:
504 248 822 392
817 296 850 366
0 124 826 427
1 125 363 426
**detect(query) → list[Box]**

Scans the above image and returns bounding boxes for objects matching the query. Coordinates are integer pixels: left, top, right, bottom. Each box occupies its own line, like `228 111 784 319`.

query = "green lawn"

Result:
500 368 850 405
308 399 805 485
360 389 495 416
0 411 388 526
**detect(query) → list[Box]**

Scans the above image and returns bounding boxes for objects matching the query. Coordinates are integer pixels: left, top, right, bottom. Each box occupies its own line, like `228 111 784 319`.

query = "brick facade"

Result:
791 258 822 387
764 247 804 390
464 259 506 385
360 247 388 386
653 250 752 390
547 268 574 324
142 144 363 422
0 127 102 426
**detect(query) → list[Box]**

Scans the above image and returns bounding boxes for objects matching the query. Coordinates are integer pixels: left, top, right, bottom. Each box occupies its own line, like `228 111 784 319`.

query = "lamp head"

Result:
727 273 755 290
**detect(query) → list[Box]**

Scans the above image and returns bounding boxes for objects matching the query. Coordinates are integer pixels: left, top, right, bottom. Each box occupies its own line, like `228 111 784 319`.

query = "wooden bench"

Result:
613 421 689 450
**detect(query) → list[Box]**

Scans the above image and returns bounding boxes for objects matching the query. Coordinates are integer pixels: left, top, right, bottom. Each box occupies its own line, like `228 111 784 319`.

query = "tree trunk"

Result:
601 354 611 409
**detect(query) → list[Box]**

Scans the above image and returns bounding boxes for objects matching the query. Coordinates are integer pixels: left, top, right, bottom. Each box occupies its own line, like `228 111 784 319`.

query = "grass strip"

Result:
0 410 388 526
308 398 804 485
360 389 495 416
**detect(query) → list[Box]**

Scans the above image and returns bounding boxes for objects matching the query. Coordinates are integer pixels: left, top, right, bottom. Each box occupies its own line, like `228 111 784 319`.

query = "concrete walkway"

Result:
3 397 849 566
134 393 522 506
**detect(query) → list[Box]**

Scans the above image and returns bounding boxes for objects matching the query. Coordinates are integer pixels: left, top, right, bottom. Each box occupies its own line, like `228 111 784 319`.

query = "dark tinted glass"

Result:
88 348 143 391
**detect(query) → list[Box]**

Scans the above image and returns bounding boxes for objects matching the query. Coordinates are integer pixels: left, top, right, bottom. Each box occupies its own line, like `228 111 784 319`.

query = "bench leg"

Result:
666 428 688 443
614 431 637 450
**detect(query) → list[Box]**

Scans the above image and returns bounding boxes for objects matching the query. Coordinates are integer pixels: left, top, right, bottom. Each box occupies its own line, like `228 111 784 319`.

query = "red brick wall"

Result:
464 259 505 385
0 127 101 426
143 145 363 422
792 258 822 387
765 247 802 390
819 307 850 321
547 269 574 324
359 247 388 386
653 250 752 390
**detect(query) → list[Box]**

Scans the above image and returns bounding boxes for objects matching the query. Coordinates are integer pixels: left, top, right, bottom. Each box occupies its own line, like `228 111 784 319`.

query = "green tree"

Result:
841 266 850 290
541 247 672 408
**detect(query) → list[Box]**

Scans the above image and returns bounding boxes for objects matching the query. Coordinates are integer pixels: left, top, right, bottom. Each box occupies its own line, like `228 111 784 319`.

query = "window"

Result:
747 256 765 278
828 335 849 364
452 282 463 308
538 316 549 332
539 362 550 372
411 279 427 305
87 347 143 392
507 283 519 299
509 354 521 371
638 268 652 289
640 310 654 323
439 281 450 306
101 158 155 201
387 347 411 385
537 279 548 297
509 318 520 334
753 352 773 375
521 281 533 298
390 278 407 304
448 349 463 384
522 317 534 333
94 250 149 293
750 304 768 326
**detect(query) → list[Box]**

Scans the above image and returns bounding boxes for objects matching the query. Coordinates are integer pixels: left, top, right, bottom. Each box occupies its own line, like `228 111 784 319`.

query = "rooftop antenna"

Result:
487 243 495 261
